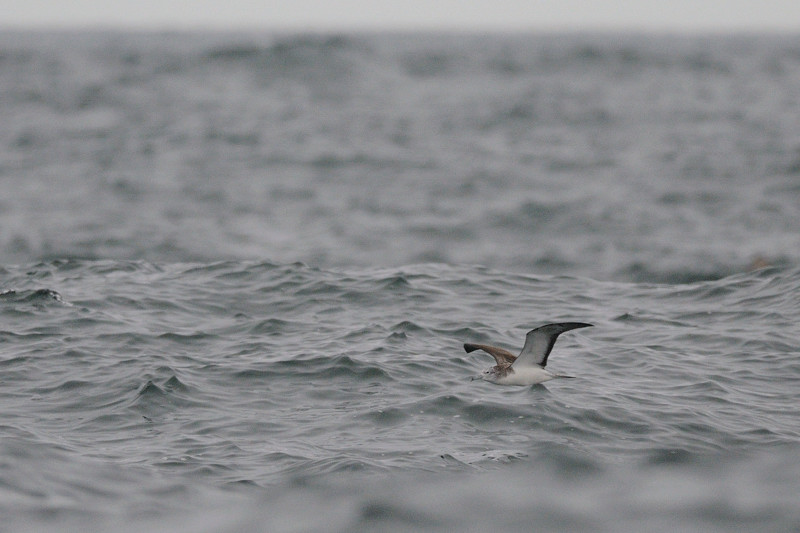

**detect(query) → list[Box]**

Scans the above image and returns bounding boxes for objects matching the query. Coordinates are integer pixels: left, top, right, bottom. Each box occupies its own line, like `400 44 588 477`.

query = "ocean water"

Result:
1 31 799 532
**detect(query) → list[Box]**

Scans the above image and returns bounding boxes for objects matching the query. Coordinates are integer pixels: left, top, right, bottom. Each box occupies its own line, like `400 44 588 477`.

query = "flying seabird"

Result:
464 322 593 386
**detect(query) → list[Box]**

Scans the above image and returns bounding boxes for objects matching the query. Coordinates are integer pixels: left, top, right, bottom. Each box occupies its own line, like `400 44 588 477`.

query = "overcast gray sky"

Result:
2 0 800 31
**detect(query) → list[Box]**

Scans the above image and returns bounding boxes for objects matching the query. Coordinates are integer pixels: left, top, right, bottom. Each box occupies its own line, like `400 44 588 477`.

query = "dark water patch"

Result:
294 279 344 297
659 190 728 206
129 373 205 416
163 375 188 392
624 264 736 284
409 221 475 241
73 412 143 432
390 320 426 335
682 51 731 74
226 478 260 488
135 379 166 398
201 33 364 87
432 325 488 347
319 355 391 381
179 260 272 280
230 367 277 382
663 379 738 399
339 323 387 341
610 312 690 327
247 317 300 336
204 128 260 147
233 354 391 382
202 44 262 62
386 330 407 342
158 331 216 343
402 51 453 78
0 354 29 367
285 457 381 480
569 405 654 436
0 328 62 341
387 359 451 386
408 392 470 413
30 379 93 395
532 445 605 479
489 199 563 230
0 288 67 305
310 153 415 170
645 447 697 466
95 332 154 348
461 401 532 425
267 34 356 56
357 499 442 529
378 274 411 290
358 406 409 427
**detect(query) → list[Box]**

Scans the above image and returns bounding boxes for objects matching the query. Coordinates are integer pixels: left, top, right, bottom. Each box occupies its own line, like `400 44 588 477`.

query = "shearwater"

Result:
464 322 593 386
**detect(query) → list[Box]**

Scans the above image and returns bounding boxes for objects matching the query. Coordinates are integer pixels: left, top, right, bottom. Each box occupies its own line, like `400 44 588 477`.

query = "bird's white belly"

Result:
492 366 554 386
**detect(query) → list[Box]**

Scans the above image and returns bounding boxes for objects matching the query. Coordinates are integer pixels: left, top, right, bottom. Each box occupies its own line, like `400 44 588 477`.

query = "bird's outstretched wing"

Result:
514 322 592 368
463 343 517 365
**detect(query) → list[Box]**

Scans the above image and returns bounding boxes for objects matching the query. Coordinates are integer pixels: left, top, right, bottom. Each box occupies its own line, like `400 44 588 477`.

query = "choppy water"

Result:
1 31 800 532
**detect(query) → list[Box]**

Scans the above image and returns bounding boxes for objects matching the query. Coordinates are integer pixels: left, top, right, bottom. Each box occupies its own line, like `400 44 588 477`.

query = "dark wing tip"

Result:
552 322 593 331
562 321 593 327
527 322 594 336
464 343 479 353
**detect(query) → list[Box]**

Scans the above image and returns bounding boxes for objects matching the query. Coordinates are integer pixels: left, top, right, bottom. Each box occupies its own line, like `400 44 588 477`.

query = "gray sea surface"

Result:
1 31 799 532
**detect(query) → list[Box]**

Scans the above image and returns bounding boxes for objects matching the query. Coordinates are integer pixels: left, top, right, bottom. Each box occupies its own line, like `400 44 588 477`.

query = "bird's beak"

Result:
470 374 482 382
